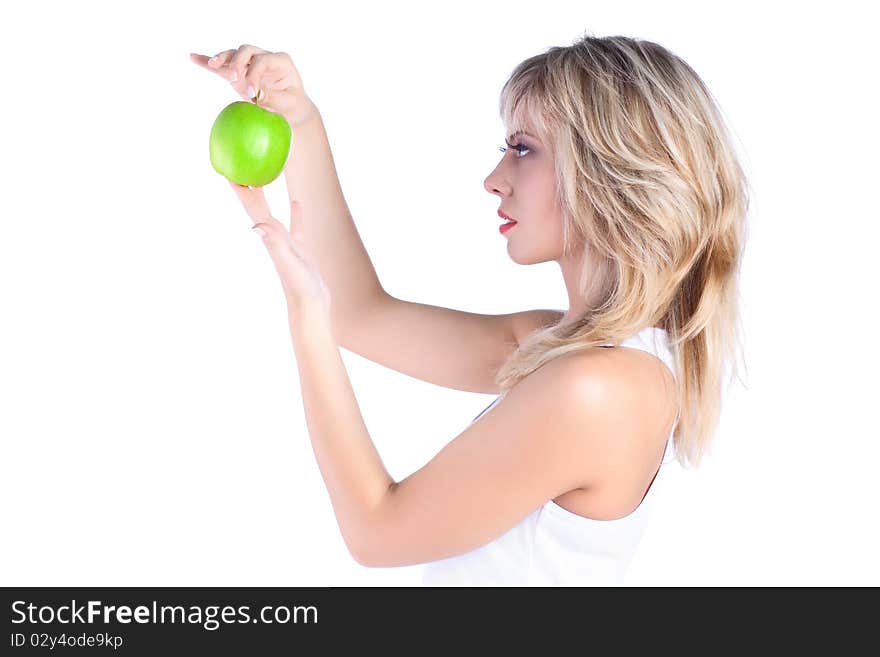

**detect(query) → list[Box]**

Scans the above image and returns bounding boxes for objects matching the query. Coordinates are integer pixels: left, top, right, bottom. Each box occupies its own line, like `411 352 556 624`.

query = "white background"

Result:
1 0 877 586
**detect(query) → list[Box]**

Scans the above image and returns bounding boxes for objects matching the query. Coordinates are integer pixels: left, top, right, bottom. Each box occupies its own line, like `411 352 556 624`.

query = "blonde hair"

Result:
494 32 750 469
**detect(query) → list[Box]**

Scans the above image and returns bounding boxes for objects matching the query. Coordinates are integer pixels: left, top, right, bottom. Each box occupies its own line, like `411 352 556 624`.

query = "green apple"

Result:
209 101 292 187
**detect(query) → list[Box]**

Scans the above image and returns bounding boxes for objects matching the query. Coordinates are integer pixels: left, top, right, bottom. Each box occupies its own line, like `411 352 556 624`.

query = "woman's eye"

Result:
498 142 529 158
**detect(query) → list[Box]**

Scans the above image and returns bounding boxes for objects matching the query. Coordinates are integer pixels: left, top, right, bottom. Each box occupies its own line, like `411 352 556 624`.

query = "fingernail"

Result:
247 85 255 98
251 225 267 238
229 69 238 82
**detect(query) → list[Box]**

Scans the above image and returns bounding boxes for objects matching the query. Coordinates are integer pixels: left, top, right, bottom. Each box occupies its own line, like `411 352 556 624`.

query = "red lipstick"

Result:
498 209 518 234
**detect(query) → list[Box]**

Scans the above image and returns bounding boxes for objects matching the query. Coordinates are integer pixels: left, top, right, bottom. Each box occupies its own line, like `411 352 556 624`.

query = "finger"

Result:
243 52 288 104
227 44 269 93
230 181 273 223
287 231 318 270
252 220 306 274
189 52 230 77
288 203 312 260
190 50 235 78
211 51 237 82
189 53 211 67
190 50 249 91
289 199 306 240
251 214 319 292
208 50 235 68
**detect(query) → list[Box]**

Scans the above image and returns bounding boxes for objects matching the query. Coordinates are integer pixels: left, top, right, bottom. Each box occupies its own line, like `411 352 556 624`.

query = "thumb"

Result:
252 80 296 118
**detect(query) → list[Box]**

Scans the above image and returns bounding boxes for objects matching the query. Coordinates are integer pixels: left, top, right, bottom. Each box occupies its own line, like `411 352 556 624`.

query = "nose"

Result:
483 164 510 197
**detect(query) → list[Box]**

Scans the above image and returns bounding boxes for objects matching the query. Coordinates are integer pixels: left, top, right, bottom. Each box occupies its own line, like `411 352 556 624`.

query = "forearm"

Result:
282 103 387 341
287 305 395 561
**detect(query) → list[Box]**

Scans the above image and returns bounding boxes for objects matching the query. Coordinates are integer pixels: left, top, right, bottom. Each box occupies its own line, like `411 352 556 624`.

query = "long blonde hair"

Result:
494 33 750 469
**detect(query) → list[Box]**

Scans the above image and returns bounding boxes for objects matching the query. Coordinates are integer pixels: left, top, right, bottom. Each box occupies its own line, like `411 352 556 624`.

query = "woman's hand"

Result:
190 44 318 127
231 182 331 315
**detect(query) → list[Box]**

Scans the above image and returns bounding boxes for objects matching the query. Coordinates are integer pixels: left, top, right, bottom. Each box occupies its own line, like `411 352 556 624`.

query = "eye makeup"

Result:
498 141 530 158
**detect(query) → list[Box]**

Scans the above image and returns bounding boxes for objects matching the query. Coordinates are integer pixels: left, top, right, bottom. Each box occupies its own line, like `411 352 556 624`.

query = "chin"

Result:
507 248 554 266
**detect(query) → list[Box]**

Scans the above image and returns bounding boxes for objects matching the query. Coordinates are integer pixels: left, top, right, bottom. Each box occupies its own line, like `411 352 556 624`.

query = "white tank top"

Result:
421 325 677 586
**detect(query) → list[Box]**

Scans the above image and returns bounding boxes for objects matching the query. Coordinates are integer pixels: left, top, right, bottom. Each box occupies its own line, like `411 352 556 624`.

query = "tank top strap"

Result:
600 326 675 381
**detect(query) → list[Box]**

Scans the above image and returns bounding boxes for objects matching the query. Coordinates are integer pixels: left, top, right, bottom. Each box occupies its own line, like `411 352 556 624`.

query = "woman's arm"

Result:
287 306 395 564
281 103 388 344
230 154 649 571
286 302 634 568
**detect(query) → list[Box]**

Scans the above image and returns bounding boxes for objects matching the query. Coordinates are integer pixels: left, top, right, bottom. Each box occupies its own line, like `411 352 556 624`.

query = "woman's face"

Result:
484 128 566 264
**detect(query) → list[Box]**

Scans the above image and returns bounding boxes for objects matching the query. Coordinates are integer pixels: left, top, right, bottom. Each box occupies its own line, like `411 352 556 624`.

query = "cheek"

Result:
533 208 566 251
508 216 565 263
513 175 566 256
531 178 565 239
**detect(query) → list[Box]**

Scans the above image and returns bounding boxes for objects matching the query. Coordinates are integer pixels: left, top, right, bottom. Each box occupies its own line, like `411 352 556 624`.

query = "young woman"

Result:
189 33 748 586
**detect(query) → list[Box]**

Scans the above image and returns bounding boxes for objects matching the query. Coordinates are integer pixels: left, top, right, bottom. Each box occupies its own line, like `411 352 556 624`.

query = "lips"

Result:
497 209 517 223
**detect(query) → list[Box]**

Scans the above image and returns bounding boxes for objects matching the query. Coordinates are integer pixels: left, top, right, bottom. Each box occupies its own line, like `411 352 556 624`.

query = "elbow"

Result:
355 546 403 568
351 536 390 568
341 527 376 567
353 535 414 568
351 541 376 568
349 515 391 567
351 483 399 568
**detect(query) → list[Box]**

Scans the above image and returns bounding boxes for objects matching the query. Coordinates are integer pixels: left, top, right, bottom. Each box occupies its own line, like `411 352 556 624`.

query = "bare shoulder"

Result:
558 346 676 426
524 346 677 457
527 347 677 518
483 346 672 497
556 349 676 498
507 344 672 418
502 312 676 452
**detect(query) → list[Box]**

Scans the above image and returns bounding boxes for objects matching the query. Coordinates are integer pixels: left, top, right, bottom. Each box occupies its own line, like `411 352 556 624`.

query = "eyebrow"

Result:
507 130 538 141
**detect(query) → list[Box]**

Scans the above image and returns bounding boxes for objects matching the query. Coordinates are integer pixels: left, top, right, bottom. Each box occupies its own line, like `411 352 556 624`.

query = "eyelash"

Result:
499 141 530 158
